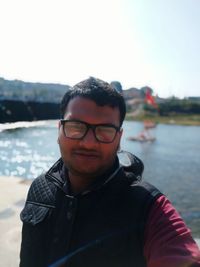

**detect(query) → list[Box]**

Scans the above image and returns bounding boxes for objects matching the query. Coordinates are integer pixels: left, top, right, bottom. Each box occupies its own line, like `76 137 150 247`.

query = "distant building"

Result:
187 97 200 102
123 88 142 100
110 81 123 93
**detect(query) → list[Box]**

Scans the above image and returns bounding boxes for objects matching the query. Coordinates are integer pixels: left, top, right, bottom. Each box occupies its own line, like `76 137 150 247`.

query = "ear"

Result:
58 120 61 129
119 128 123 139
116 128 123 150
57 121 62 144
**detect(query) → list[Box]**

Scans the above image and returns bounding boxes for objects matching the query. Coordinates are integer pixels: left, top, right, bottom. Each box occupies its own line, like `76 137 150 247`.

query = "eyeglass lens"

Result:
63 121 117 143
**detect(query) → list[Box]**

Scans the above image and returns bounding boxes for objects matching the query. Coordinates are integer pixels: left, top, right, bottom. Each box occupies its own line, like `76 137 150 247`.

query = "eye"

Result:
95 126 116 142
64 121 86 138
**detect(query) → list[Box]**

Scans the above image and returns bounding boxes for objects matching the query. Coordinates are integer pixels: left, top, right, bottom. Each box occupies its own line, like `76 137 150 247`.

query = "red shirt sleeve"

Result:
144 195 200 267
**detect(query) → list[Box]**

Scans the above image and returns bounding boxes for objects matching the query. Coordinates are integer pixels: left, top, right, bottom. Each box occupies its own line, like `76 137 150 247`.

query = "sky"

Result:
0 0 200 98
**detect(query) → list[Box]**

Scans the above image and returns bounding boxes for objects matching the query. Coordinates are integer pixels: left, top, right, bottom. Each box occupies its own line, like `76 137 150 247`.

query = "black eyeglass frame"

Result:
60 119 121 143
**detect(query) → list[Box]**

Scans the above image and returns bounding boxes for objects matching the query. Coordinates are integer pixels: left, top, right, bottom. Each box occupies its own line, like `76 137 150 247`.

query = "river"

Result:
0 120 200 237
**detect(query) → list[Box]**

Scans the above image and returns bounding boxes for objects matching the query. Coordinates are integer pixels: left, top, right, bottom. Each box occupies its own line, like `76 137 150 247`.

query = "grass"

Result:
125 113 200 126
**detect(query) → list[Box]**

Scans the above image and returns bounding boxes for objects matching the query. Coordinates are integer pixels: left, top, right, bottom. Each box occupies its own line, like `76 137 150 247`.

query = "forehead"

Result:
64 96 120 125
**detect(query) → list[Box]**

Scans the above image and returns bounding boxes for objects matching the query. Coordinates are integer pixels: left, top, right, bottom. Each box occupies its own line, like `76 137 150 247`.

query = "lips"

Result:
73 150 100 158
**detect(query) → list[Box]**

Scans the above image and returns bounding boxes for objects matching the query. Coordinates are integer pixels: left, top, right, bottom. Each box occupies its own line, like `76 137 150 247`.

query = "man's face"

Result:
58 96 123 178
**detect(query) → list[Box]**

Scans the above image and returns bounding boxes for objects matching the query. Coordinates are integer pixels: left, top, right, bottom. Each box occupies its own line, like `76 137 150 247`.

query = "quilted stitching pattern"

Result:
27 175 57 205
20 203 50 225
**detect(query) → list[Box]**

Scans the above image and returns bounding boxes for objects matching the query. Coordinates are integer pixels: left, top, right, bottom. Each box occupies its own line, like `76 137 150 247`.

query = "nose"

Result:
79 128 98 148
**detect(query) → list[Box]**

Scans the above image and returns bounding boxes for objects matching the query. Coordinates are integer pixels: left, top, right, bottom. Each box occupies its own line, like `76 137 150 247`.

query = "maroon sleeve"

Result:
144 195 200 267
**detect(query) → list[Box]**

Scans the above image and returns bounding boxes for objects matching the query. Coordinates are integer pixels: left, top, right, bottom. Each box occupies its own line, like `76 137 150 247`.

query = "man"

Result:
20 77 200 267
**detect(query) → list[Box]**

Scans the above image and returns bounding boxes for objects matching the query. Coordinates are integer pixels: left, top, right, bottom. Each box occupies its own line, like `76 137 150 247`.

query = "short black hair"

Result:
60 77 126 126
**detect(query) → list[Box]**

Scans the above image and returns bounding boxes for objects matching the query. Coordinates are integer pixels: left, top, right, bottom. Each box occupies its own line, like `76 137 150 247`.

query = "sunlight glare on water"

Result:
0 120 200 237
0 120 59 179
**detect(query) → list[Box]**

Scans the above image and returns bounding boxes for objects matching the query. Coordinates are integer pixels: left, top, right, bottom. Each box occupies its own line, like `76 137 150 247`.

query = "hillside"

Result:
0 77 71 103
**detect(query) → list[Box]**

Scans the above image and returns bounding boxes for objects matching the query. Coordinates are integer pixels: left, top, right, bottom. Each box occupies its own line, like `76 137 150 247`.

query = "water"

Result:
0 120 200 237
0 120 59 179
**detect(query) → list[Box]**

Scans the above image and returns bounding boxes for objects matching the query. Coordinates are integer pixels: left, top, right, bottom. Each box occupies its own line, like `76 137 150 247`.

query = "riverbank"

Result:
126 113 200 126
0 176 199 267
0 176 31 267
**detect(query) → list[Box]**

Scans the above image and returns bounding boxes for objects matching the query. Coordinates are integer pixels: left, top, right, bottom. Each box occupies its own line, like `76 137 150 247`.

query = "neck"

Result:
68 173 95 194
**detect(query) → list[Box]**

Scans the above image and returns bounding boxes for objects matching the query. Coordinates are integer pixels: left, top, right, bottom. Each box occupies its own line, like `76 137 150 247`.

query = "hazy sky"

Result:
0 0 200 98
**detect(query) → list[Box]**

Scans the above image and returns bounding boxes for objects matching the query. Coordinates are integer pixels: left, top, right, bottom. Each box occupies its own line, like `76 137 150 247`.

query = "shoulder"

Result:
146 195 191 231
144 195 200 266
29 173 46 190
26 173 57 205
145 195 194 241
118 180 163 230
20 173 57 226
130 180 162 195
128 181 163 209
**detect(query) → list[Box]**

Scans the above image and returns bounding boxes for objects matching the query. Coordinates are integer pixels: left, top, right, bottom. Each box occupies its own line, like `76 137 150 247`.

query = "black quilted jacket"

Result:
19 151 162 267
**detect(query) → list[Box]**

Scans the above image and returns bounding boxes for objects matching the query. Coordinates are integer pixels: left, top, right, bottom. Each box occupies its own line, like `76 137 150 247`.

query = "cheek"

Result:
113 134 122 150
101 133 121 153
58 135 81 156
59 138 70 149
58 134 70 152
101 142 119 158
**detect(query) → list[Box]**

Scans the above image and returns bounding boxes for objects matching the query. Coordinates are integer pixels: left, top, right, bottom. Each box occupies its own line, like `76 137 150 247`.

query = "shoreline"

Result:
0 176 199 267
126 114 200 126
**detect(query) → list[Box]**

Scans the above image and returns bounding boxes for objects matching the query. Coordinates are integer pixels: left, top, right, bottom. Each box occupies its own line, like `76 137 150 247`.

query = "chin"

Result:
71 166 105 177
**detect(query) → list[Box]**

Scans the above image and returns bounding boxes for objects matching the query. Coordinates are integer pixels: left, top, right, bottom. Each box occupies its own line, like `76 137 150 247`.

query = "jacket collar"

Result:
46 157 122 196
46 151 144 196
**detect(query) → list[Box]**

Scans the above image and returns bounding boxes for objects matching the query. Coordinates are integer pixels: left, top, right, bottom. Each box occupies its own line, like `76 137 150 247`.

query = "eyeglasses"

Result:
60 119 121 143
